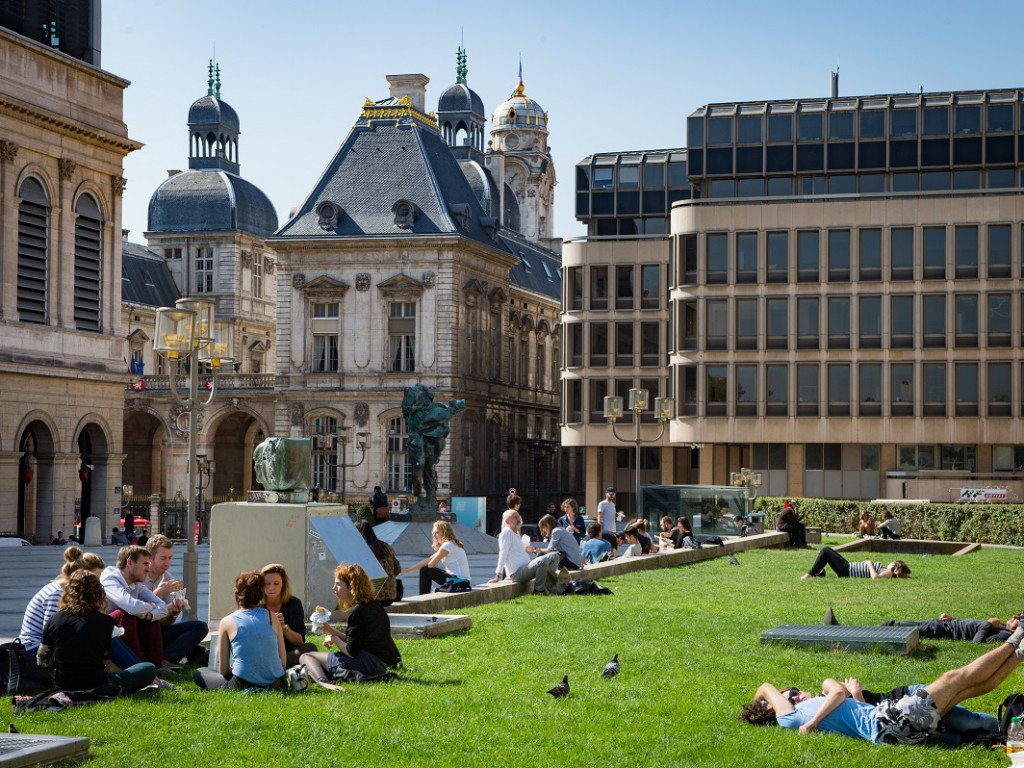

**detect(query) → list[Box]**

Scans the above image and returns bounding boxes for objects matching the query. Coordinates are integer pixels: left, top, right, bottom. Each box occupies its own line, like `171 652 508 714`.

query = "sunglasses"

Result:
784 686 801 705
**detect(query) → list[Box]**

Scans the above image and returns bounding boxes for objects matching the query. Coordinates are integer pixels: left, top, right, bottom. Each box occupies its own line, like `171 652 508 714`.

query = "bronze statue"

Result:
252 437 311 502
401 384 465 506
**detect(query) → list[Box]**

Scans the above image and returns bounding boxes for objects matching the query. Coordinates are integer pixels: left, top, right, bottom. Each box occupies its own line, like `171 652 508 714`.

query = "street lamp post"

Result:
153 298 233 620
603 388 673 523
195 453 215 542
312 426 369 504
730 467 764 516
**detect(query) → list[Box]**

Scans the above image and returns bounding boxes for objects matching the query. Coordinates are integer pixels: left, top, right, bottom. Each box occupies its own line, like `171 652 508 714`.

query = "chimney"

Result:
830 68 839 99
386 74 429 113
167 169 182 177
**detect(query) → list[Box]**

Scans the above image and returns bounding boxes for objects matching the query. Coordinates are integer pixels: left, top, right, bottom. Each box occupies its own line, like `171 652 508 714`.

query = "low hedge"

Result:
755 497 1024 547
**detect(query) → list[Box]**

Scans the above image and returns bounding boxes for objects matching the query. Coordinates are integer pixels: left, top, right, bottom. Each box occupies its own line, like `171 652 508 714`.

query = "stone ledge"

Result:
387 530 789 615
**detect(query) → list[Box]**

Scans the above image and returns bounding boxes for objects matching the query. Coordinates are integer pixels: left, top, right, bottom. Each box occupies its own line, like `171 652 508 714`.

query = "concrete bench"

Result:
761 624 919 655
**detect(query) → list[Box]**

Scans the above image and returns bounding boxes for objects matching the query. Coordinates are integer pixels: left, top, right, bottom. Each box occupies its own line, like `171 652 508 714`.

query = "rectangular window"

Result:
590 266 608 310
706 299 727 350
252 250 264 298
566 380 582 423
828 297 850 349
890 228 914 281
858 229 882 281
589 379 609 423
922 295 946 348
567 266 583 310
797 297 818 349
681 234 697 284
923 362 946 416
989 362 1012 416
989 294 1011 347
736 232 758 283
706 233 728 284
589 322 608 367
797 364 818 416
859 296 881 348
639 377 661 423
735 298 757 350
386 417 410 492
313 334 339 372
828 230 850 281
640 321 660 366
859 363 881 416
615 265 634 309
955 362 978 416
706 365 727 416
954 294 978 348
313 302 339 318
164 247 182 260
388 301 416 372
923 227 946 280
954 226 978 279
766 297 788 349
195 247 214 293
891 295 914 348
615 322 633 366
681 366 697 416
766 364 788 416
988 225 1011 278
568 323 583 367
766 231 788 283
680 301 697 350
828 363 850 415
736 365 757 416
891 363 914 416
640 264 659 309
797 230 819 282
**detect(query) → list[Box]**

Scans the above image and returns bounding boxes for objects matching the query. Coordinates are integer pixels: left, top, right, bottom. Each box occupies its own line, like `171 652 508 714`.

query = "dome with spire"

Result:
491 79 547 130
188 94 240 133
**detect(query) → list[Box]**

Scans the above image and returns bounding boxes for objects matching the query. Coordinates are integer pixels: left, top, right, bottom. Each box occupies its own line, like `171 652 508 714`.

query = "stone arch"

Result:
123 406 171 500
16 166 54 205
72 181 110 222
204 406 271 497
16 413 58 541
74 417 111 534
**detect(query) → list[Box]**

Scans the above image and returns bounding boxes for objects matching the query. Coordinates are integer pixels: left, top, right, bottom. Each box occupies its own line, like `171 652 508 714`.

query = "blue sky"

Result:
102 0 1022 243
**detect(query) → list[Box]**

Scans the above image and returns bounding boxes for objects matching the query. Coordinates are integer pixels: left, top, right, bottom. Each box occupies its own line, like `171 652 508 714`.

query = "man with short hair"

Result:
581 522 612 564
101 545 168 665
371 486 389 525
143 535 209 665
110 527 130 545
597 488 617 538
488 496 563 595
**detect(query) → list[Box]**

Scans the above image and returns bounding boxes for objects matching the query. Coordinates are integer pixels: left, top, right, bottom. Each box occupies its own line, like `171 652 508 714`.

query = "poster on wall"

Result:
959 488 1007 502
452 497 486 531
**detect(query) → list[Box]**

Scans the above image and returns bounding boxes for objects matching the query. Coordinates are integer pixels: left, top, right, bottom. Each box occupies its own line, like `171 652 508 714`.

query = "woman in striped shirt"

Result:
801 547 910 579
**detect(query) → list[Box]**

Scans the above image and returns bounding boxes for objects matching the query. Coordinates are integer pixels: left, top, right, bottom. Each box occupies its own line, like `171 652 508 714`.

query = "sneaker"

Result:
160 660 184 671
286 664 310 692
157 678 175 691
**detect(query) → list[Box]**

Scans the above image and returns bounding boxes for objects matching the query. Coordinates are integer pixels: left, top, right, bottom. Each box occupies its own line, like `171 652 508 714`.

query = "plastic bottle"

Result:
1007 716 1024 753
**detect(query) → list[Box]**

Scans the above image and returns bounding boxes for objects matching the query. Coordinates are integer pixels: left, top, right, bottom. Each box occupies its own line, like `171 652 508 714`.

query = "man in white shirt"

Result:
101 545 168 665
488 495 563 595
597 488 618 540
142 535 209 666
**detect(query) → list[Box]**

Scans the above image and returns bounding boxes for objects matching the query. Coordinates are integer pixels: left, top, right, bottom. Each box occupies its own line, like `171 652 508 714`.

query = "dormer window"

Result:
392 199 419 229
317 201 343 231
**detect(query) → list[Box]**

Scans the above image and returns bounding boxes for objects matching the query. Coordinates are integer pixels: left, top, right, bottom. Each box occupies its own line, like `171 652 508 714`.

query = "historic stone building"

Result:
0 7 141 540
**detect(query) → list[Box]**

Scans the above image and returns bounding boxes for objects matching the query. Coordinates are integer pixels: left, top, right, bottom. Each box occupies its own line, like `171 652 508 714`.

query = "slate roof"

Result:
438 82 485 117
188 95 239 132
148 169 278 237
273 102 502 252
121 241 180 308
500 232 561 300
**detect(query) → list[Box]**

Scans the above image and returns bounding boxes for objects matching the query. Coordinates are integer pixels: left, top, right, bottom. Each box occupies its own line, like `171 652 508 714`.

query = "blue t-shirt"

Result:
581 537 611 564
777 697 880 743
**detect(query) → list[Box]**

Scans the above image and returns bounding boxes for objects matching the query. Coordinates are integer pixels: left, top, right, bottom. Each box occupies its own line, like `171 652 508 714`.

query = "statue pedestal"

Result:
207 502 385 627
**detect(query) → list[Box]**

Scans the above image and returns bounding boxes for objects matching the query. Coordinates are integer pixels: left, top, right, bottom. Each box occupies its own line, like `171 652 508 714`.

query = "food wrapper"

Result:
170 588 190 611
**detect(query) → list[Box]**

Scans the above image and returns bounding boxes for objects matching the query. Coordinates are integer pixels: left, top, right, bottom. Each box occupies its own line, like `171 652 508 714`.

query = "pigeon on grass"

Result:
548 675 570 698
602 654 620 678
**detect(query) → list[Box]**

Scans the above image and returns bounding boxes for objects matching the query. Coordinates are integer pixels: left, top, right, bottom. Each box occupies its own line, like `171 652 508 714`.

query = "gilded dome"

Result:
491 83 547 130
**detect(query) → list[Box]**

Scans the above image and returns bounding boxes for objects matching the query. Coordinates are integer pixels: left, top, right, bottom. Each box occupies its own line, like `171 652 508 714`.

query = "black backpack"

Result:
1 639 50 694
998 692 1024 738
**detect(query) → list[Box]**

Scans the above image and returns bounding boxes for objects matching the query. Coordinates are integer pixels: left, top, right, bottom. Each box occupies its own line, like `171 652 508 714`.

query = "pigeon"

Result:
728 554 740 566
548 675 569 698
602 654 620 678
9 723 18 733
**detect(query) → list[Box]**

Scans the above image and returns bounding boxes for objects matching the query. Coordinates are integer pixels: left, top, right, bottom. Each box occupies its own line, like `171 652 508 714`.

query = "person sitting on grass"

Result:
401 520 472 594
581 522 612 564
536 513 584 570
261 563 317 667
619 528 643 558
740 621 1024 744
558 497 586 543
858 510 875 538
800 546 910 580
37 571 156 698
487 499 563 595
669 516 694 549
193 571 286 691
300 564 401 689
878 509 901 540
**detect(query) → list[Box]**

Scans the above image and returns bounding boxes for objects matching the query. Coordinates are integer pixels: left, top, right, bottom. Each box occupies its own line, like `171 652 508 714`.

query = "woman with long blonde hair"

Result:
260 563 316 666
400 520 471 594
299 564 401 689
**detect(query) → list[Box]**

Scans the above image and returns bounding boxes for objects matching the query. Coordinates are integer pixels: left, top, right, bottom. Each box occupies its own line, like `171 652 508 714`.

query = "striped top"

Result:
847 561 883 579
18 581 63 652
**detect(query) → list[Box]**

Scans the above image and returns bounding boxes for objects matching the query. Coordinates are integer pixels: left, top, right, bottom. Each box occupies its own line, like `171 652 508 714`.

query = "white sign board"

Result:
959 488 1007 502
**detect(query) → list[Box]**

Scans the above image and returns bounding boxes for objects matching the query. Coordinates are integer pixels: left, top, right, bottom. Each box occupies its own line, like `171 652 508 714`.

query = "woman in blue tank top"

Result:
193 571 286 690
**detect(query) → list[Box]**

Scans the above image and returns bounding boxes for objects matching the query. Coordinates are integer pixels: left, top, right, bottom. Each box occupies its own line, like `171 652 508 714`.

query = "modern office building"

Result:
565 86 1024 506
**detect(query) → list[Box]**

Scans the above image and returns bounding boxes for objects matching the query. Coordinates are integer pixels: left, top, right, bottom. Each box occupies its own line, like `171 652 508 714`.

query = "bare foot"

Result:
800 573 813 580
314 679 344 691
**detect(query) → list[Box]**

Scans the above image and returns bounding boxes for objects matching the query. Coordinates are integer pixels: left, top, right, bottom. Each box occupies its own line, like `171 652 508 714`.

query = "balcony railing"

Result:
126 373 276 392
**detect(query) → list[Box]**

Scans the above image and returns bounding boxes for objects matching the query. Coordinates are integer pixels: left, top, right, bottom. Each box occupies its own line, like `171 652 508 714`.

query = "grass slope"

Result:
5 539 1018 767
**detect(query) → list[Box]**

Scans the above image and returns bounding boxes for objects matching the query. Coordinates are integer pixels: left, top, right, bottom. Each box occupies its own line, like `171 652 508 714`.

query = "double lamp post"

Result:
603 388 673 522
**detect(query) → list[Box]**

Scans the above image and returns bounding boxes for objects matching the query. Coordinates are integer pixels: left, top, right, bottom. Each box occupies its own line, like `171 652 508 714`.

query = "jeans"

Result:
419 566 450 594
510 552 562 593
880 527 901 540
93 662 156 697
162 619 208 664
807 546 850 577
108 636 143 670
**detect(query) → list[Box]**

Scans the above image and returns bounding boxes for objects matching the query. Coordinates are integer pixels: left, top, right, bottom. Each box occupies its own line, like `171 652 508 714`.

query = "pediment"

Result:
299 275 350 297
377 273 426 295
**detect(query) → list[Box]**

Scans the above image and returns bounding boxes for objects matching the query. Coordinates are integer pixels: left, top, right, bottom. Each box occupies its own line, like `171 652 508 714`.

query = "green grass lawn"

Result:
6 540 1020 767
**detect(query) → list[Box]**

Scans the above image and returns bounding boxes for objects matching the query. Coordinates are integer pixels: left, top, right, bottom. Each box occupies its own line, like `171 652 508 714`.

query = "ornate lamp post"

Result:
153 297 233 620
730 467 764 516
603 388 673 522
313 426 368 504
195 453 216 541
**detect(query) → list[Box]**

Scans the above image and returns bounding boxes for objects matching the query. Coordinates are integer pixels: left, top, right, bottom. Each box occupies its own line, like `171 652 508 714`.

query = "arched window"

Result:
17 177 50 324
311 415 339 491
74 193 103 332
387 416 410 492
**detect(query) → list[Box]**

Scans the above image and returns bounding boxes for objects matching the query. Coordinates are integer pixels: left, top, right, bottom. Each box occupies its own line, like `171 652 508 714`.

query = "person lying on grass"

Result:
300 564 401 689
878 613 1019 644
800 546 910 579
740 622 1024 744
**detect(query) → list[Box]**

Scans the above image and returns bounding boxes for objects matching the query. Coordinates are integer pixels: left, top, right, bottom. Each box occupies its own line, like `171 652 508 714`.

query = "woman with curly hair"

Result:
300 564 401 689
37 571 156 696
400 520 471 594
194 571 286 691
19 546 105 656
